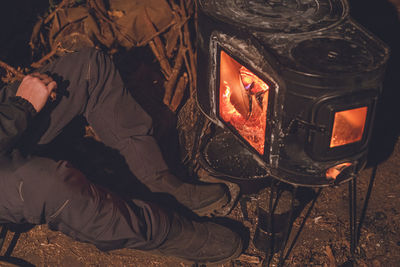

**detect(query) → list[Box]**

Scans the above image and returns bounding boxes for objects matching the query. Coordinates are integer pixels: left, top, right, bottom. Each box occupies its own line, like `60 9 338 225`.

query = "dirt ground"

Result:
0 137 399 267
1 0 400 266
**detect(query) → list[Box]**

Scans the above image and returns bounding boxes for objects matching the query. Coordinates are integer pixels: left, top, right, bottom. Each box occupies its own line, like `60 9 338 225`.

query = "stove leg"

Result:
349 176 357 256
263 180 279 267
280 188 322 265
346 164 379 262
0 224 27 265
277 186 298 267
356 165 378 245
0 225 7 252
261 184 321 267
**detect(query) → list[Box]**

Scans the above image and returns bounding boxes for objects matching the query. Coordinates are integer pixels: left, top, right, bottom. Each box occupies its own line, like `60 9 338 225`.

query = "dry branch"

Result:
163 44 187 106
27 0 197 111
31 48 58 69
0 60 58 100
180 0 197 92
0 60 25 81
324 246 337 267
44 0 72 24
170 72 188 111
144 9 172 79
183 48 194 96
237 254 261 264
136 20 177 48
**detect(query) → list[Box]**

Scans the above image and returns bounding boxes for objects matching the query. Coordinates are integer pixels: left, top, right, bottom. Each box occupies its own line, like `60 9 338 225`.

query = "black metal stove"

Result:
189 0 390 187
175 1 391 264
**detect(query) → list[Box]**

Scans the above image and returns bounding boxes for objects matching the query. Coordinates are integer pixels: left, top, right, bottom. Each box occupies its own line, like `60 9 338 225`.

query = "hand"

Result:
16 73 57 112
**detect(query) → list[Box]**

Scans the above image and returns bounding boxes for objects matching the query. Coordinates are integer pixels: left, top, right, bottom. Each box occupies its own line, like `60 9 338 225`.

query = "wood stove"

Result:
182 0 390 187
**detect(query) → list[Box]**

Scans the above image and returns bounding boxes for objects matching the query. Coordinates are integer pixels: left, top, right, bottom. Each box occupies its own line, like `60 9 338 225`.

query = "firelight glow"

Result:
326 162 352 180
330 106 368 148
219 50 269 154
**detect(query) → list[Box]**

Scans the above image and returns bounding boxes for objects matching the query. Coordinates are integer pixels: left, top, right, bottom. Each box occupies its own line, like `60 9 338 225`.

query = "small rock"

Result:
372 259 381 267
374 212 387 221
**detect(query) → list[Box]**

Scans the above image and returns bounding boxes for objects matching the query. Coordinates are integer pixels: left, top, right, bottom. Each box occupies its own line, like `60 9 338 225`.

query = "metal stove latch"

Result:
295 119 327 133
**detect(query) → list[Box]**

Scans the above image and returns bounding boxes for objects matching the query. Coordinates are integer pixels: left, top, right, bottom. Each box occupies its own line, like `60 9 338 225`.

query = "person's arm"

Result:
0 96 36 152
0 73 56 153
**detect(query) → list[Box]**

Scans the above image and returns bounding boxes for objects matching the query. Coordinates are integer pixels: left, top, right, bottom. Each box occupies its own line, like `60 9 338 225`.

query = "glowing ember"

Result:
326 162 352 179
219 50 269 154
330 106 368 148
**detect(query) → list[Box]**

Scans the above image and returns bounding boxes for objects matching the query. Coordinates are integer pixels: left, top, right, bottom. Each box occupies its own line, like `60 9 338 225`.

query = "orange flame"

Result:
326 162 352 179
219 50 269 154
330 106 368 148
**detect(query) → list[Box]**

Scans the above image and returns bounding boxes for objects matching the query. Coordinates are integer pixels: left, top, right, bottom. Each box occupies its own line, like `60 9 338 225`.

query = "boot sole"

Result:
202 236 244 266
154 233 244 265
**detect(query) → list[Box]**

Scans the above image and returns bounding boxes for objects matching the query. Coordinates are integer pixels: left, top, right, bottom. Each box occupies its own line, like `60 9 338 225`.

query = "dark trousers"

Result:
0 48 171 251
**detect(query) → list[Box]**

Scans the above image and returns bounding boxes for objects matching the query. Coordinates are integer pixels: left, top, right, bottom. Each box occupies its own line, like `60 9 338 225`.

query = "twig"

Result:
0 60 25 80
163 42 187 106
0 60 57 101
31 48 58 69
169 0 196 99
135 20 177 47
183 46 194 96
237 254 261 264
144 8 172 79
170 72 188 111
164 6 190 58
325 246 338 267
44 0 72 24
180 0 197 92
165 21 182 58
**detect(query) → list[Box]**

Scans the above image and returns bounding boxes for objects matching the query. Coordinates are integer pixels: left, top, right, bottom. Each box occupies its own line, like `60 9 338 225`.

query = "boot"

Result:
146 171 230 216
157 213 243 264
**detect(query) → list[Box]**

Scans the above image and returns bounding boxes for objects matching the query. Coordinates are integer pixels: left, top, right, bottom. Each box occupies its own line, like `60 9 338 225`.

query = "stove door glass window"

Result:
219 50 269 155
330 106 368 148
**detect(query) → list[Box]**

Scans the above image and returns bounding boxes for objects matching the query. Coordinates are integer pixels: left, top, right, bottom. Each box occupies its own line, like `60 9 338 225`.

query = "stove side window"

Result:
218 50 269 155
308 91 377 161
330 106 368 148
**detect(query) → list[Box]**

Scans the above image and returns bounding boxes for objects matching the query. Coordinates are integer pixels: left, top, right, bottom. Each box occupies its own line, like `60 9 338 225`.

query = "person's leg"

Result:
0 155 169 251
0 49 243 262
12 48 230 215
0 155 243 263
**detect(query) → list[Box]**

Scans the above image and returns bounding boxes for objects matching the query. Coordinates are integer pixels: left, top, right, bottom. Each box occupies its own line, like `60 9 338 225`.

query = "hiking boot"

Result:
157 214 243 264
145 171 230 216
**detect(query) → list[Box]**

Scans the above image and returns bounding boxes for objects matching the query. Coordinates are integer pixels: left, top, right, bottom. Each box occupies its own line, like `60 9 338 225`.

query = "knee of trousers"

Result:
13 157 93 224
12 157 172 251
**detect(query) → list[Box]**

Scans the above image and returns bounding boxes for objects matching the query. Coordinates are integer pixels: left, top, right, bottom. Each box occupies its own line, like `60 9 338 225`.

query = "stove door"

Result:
307 90 378 161
217 49 273 156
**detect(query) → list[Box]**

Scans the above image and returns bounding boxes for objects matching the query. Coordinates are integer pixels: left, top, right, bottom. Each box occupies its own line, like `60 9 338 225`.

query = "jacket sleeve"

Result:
0 96 36 154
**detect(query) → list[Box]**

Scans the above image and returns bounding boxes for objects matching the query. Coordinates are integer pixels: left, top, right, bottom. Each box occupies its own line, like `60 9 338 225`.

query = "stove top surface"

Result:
199 0 347 33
